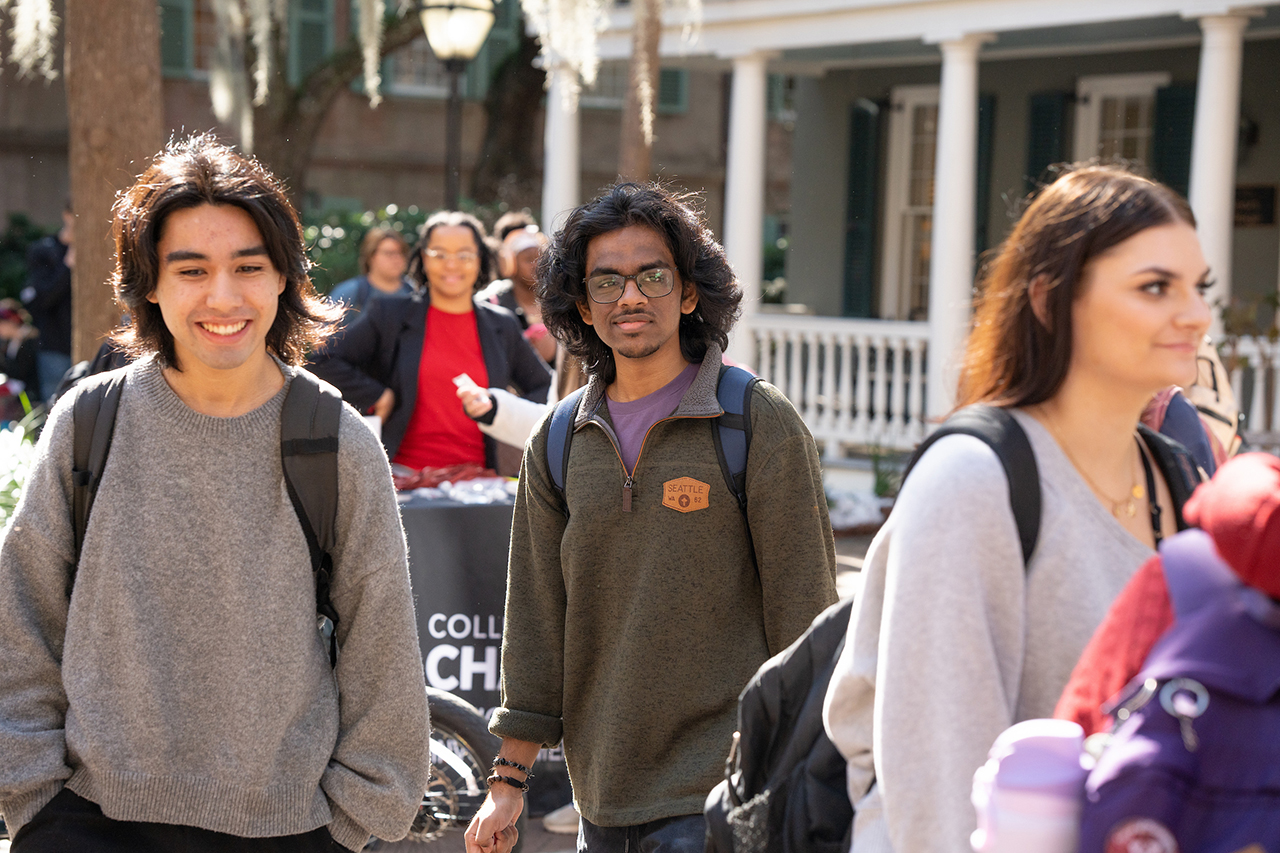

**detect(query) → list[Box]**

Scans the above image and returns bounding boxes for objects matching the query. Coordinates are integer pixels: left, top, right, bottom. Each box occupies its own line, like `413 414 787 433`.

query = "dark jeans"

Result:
12 788 343 853
577 813 706 853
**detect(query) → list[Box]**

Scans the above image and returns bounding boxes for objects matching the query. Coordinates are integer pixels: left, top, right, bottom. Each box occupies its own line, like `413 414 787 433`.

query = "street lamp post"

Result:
419 0 495 210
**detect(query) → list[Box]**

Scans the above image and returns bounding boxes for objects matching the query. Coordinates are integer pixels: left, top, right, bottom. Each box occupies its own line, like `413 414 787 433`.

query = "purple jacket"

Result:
1079 529 1280 853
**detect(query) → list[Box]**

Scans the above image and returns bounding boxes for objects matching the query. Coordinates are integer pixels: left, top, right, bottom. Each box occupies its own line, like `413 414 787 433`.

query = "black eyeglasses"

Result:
585 268 676 304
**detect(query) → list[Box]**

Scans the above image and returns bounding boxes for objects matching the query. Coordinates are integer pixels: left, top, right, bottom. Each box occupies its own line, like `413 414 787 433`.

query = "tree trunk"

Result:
470 27 545 213
64 0 164 361
251 10 426 203
618 0 661 183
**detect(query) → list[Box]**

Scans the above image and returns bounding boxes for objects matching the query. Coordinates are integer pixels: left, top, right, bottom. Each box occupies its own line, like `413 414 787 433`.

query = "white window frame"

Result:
879 84 938 322
1073 72 1171 166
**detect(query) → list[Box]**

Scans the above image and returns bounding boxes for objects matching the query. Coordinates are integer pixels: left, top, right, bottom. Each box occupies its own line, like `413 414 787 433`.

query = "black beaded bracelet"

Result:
493 757 533 777
487 773 530 793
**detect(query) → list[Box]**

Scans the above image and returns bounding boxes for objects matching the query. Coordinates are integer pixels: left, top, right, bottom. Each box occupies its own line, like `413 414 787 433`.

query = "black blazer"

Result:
312 292 552 467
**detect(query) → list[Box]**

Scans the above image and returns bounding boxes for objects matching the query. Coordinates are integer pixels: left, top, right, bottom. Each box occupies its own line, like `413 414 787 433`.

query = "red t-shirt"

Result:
392 306 490 470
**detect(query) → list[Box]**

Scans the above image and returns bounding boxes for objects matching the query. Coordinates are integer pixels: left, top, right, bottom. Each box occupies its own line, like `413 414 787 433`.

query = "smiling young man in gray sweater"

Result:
0 135 431 852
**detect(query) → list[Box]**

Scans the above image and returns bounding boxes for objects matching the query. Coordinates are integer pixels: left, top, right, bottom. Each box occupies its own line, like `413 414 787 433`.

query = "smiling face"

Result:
1070 221 1212 395
147 203 285 376
423 224 481 310
577 224 698 370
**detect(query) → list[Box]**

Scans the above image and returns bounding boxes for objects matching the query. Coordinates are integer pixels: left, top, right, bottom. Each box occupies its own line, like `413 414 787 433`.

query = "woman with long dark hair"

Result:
314 210 550 472
823 166 1212 853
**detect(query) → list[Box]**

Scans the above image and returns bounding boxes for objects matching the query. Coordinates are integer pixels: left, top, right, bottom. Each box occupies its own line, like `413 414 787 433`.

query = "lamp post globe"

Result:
419 0 495 210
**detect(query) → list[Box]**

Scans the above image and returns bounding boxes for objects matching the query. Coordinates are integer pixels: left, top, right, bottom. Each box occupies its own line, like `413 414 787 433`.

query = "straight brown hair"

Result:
956 165 1195 410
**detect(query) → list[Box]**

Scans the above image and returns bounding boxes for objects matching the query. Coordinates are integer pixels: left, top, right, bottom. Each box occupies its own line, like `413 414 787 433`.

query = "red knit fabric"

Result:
1053 555 1174 736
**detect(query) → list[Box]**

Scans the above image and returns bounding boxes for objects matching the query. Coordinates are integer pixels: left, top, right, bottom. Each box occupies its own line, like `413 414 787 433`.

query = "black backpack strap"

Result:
1137 423 1203 532
546 385 588 516
903 405 1041 569
280 370 344 666
69 369 128 595
711 365 759 515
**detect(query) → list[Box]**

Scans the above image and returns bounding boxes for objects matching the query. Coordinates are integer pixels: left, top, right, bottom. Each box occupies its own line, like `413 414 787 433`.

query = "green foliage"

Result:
303 205 428 295
870 445 905 499
0 414 41 533
0 213 54 302
302 199 535 295
762 235 788 304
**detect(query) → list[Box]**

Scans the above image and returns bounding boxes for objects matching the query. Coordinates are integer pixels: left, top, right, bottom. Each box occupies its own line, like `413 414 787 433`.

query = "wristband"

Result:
493 757 533 776
487 773 530 793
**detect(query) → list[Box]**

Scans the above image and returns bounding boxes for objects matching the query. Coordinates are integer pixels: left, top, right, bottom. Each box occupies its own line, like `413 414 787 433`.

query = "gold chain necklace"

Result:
1040 413 1144 518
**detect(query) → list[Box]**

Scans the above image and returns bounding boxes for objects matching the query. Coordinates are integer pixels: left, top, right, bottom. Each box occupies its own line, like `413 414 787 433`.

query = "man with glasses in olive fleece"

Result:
465 184 838 853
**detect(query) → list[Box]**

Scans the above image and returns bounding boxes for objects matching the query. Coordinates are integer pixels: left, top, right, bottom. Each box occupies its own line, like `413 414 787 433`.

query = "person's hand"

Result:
372 388 395 423
453 373 494 418
465 787 524 853
456 385 494 418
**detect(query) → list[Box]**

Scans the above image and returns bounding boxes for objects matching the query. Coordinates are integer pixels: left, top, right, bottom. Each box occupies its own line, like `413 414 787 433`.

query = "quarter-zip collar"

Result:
573 342 727 430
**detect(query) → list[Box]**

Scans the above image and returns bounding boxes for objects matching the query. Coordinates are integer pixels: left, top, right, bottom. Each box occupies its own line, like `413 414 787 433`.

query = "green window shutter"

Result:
291 0 334 85
1152 83 1196 199
657 68 688 114
975 93 996 254
1025 90 1070 193
159 0 192 77
843 99 883 318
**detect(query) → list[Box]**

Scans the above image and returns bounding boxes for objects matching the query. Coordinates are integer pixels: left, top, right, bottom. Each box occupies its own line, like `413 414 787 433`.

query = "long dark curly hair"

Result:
539 183 741 383
111 133 338 368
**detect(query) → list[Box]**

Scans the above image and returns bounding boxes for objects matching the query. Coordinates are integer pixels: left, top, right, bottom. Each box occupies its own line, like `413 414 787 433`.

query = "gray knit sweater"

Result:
0 357 430 850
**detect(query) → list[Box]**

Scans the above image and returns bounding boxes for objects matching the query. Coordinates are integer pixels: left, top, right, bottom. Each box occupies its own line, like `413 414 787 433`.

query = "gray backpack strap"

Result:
70 369 128 595
280 370 343 665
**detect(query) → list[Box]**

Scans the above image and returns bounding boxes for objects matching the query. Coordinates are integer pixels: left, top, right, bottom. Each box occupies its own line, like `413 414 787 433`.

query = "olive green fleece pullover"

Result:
490 346 838 827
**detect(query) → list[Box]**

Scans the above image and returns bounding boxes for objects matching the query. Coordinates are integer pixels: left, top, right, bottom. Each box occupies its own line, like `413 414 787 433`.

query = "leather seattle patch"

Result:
663 477 710 513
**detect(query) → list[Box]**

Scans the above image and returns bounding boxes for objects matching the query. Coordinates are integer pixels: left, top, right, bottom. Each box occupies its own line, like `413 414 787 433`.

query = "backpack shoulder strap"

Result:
711 364 760 514
69 368 128 592
902 405 1041 568
1138 423 1203 531
546 385 588 511
280 369 343 665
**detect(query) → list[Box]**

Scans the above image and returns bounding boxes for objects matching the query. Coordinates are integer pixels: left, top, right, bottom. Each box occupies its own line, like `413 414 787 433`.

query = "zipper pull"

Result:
622 475 633 513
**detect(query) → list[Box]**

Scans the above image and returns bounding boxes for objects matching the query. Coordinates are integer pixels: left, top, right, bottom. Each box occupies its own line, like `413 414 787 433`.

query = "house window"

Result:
290 0 334 85
388 36 457 97
1073 73 1171 169
384 3 521 101
880 85 938 321
158 0 194 77
581 60 689 114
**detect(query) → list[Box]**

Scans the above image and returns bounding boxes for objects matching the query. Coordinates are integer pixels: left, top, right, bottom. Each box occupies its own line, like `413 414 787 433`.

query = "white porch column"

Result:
925 32 991 420
541 64 580 234
723 52 770 367
1187 12 1252 338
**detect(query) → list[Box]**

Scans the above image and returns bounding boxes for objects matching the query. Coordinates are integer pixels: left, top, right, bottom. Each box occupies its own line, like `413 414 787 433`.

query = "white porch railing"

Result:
747 312 931 456
1226 336 1280 453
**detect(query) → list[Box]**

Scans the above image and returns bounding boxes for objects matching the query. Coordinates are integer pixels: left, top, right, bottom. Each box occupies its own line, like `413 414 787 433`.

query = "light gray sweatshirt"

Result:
822 410 1152 853
0 357 430 850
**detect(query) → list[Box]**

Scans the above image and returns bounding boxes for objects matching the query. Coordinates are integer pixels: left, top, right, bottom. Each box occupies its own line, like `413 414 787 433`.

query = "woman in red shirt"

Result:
314 211 551 471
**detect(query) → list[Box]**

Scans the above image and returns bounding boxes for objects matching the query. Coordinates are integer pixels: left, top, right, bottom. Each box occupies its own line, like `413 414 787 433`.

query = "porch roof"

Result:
595 0 1280 65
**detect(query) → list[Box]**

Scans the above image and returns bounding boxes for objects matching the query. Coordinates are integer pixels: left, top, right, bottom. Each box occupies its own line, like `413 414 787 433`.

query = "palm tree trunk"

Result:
64 0 164 360
618 0 661 183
